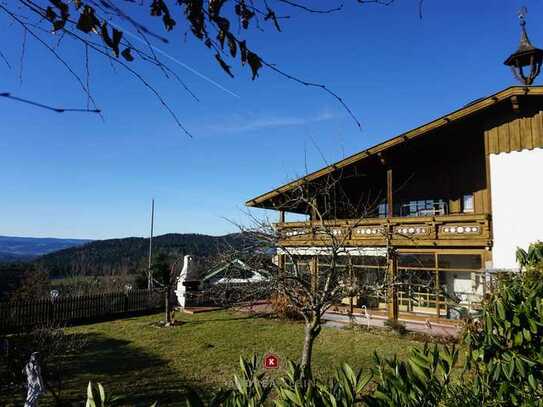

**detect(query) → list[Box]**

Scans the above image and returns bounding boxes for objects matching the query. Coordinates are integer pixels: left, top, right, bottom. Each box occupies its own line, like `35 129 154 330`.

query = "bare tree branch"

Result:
18 28 27 85
2 0 403 134
0 4 102 116
0 48 12 69
262 60 362 130
0 92 101 113
273 0 344 14
357 0 395 5
61 28 194 137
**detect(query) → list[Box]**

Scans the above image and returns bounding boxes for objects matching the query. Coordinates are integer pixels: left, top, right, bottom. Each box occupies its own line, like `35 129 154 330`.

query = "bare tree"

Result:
207 172 388 381
208 163 448 380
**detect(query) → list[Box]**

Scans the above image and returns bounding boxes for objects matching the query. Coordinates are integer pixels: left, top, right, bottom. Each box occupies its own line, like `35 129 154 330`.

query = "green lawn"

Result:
4 311 423 406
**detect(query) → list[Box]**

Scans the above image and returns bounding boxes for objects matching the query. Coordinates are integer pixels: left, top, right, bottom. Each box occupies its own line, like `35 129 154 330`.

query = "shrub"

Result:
86 381 156 407
366 345 458 407
383 319 407 336
463 272 543 405
270 293 303 320
273 360 371 406
185 355 272 407
516 241 543 272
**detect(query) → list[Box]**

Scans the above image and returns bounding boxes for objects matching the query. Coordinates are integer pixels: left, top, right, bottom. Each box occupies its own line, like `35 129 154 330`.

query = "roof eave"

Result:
246 85 543 210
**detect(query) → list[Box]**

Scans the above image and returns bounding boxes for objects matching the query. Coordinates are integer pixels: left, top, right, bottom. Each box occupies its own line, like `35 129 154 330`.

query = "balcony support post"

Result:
386 169 393 217
278 211 286 275
435 253 440 318
386 248 399 321
385 167 398 321
386 222 399 322
348 256 354 316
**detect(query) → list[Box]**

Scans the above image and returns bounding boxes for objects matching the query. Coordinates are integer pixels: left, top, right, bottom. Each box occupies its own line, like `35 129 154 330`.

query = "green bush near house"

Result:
516 241 543 272
463 271 543 405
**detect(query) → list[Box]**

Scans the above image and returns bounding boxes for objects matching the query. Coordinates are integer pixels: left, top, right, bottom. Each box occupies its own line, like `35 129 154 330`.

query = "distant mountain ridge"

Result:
35 233 243 277
0 235 92 261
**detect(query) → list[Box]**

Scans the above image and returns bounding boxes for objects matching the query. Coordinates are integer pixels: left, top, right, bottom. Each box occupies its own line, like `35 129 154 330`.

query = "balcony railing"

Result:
277 213 491 247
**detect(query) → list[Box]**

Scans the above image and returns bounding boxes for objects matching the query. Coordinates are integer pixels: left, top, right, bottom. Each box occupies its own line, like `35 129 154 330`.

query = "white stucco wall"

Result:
490 148 543 270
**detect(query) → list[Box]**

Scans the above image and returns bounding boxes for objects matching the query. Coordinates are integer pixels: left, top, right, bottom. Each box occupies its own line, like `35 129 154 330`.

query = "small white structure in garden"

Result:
175 255 200 308
175 255 268 307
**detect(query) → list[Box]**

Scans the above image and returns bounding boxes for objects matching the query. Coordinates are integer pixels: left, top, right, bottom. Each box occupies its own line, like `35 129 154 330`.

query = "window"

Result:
378 202 388 218
352 255 387 268
437 254 482 270
462 194 474 213
399 199 448 217
284 255 311 274
398 253 435 268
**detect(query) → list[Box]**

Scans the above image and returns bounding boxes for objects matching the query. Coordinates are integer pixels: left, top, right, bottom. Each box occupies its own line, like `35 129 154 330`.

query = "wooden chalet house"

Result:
245 18 543 321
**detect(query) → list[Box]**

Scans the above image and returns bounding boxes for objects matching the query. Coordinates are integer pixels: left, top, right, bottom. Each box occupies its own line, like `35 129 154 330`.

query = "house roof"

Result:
245 86 543 210
202 258 269 283
202 259 249 282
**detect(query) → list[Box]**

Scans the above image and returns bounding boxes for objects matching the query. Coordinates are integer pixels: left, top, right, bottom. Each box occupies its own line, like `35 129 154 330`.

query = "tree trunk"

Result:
165 286 171 325
300 315 321 381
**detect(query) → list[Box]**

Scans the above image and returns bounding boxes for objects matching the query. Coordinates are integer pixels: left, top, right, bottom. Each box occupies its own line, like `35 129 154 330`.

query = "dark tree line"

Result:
35 233 245 277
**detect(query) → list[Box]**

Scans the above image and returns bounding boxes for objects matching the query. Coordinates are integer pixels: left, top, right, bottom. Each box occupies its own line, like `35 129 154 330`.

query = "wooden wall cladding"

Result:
485 110 543 154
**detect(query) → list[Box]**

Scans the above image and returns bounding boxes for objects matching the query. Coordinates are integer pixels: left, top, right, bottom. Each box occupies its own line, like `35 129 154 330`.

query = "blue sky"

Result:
1 0 542 239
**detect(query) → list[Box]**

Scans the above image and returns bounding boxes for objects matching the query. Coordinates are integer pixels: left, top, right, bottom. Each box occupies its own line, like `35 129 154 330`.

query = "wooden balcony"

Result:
277 213 492 248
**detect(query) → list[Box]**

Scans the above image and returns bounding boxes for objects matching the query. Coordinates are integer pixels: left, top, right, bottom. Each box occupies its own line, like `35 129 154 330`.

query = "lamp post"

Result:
504 7 543 86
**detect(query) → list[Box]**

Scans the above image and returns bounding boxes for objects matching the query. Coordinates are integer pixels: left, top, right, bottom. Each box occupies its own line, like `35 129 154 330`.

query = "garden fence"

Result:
0 289 164 333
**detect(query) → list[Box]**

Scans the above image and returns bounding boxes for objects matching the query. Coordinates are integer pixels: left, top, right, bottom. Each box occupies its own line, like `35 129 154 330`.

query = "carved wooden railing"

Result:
277 213 491 247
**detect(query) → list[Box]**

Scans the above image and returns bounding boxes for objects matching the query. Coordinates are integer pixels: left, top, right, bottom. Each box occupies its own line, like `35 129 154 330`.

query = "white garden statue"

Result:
23 352 45 407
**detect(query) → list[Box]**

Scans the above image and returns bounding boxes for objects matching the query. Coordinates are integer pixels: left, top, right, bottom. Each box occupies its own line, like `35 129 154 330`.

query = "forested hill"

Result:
36 233 243 277
0 235 91 261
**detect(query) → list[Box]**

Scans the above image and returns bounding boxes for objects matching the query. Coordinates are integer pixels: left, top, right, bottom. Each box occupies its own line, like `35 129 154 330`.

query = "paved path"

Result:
236 302 462 338
323 311 461 338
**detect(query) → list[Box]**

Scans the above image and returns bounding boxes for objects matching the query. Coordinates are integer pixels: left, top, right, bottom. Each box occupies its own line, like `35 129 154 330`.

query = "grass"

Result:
3 310 424 406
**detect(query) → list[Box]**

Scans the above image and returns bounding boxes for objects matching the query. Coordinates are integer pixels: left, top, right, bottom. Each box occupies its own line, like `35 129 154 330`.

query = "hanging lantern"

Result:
504 7 543 86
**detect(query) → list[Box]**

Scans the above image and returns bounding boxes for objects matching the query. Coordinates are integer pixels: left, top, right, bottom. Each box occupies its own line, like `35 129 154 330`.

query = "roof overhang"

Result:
246 86 543 211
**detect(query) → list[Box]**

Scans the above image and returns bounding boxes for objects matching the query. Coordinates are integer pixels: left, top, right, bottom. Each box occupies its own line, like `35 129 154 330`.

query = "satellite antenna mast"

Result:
147 198 155 290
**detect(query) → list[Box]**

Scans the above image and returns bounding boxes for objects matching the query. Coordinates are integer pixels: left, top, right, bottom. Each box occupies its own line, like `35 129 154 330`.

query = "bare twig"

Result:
85 44 90 110
273 0 343 14
262 60 362 130
0 49 11 69
18 28 27 85
357 0 395 5
4 0 398 134
0 5 102 116
0 92 101 113
63 29 193 137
